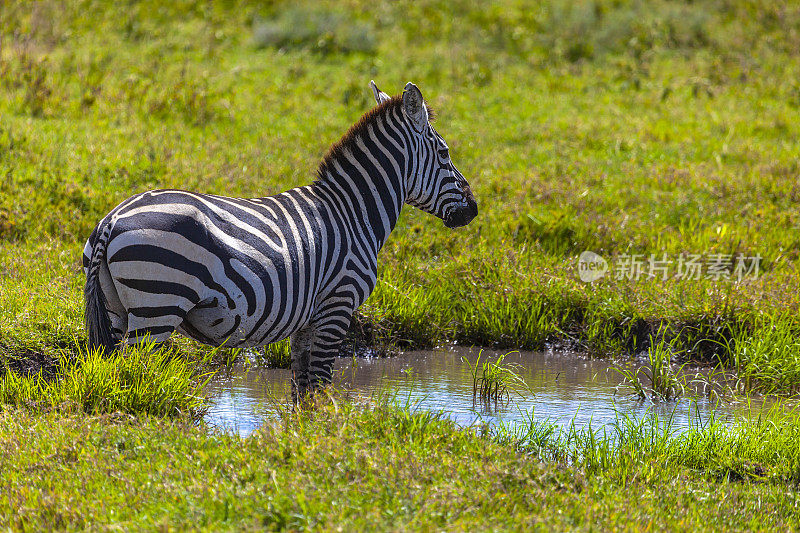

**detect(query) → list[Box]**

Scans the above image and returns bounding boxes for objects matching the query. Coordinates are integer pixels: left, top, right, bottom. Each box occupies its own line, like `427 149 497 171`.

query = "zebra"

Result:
83 81 477 399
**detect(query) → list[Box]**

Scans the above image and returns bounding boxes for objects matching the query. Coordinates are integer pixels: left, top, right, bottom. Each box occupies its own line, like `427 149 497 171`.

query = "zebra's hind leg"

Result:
98 262 127 345
290 327 314 404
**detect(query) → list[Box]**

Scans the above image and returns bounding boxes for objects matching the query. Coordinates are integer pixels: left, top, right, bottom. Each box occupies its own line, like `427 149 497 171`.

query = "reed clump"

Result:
615 330 686 401
464 350 528 404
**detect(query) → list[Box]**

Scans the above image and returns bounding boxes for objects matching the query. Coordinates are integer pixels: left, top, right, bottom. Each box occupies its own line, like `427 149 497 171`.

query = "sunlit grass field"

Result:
3 396 800 530
2 1 800 528
3 0 800 389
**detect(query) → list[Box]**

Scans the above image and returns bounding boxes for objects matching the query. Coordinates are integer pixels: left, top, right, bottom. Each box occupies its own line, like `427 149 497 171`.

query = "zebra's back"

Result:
83 188 348 347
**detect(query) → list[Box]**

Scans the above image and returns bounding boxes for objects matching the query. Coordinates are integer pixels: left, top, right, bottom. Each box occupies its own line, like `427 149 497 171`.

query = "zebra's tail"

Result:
84 221 115 353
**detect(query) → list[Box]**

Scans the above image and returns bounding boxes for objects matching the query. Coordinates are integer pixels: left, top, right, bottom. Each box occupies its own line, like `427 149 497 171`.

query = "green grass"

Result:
464 350 528 404
615 328 688 400
0 339 211 418
252 338 292 369
496 398 800 484
2 395 800 530
720 316 800 394
3 0 800 391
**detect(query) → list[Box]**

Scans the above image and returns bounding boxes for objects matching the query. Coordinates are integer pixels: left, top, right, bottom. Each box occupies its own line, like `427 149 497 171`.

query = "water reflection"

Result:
204 346 760 437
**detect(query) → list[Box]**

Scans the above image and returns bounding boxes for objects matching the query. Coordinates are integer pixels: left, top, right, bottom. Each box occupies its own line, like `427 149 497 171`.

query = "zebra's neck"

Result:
311 105 411 253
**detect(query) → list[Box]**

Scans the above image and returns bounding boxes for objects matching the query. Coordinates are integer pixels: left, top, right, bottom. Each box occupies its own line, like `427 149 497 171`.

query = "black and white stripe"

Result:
83 81 477 398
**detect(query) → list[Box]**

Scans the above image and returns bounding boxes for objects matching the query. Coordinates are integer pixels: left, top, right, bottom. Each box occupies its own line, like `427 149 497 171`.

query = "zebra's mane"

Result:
316 95 436 181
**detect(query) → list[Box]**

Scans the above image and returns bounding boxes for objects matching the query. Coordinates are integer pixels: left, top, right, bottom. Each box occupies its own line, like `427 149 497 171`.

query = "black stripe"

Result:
116 277 201 304
194 297 218 309
128 326 175 339
220 314 242 340
128 306 187 319
180 320 219 346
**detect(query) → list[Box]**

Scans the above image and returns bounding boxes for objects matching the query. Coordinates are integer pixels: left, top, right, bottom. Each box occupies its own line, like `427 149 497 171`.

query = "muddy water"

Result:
204 346 756 436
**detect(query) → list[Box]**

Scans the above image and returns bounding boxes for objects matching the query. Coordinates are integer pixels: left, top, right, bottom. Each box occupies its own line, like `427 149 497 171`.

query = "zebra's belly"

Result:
177 297 306 348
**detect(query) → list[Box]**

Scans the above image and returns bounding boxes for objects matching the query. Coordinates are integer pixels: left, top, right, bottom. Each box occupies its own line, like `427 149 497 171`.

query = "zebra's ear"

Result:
370 80 391 105
402 82 428 133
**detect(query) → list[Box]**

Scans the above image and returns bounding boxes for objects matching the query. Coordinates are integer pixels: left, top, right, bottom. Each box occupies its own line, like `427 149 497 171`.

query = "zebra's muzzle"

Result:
444 197 478 229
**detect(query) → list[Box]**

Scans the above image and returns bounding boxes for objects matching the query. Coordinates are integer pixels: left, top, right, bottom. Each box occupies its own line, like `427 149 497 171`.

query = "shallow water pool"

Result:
204 346 765 436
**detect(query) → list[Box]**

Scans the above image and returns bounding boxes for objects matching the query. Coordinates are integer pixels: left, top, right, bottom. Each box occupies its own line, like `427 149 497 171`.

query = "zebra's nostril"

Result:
465 194 477 217
444 198 478 229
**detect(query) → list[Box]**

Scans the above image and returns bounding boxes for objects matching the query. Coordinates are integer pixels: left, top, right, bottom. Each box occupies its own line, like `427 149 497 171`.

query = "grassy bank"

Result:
0 340 210 417
2 396 800 530
2 0 800 390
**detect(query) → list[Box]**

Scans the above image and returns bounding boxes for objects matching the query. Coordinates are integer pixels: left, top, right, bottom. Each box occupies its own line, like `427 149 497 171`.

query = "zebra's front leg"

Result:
289 327 314 404
307 322 349 395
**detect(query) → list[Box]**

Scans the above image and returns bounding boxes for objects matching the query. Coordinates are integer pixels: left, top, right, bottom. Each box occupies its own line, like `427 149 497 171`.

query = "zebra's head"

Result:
371 81 478 229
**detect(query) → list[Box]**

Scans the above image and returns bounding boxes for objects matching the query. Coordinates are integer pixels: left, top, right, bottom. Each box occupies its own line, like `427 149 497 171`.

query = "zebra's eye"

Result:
438 149 450 160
